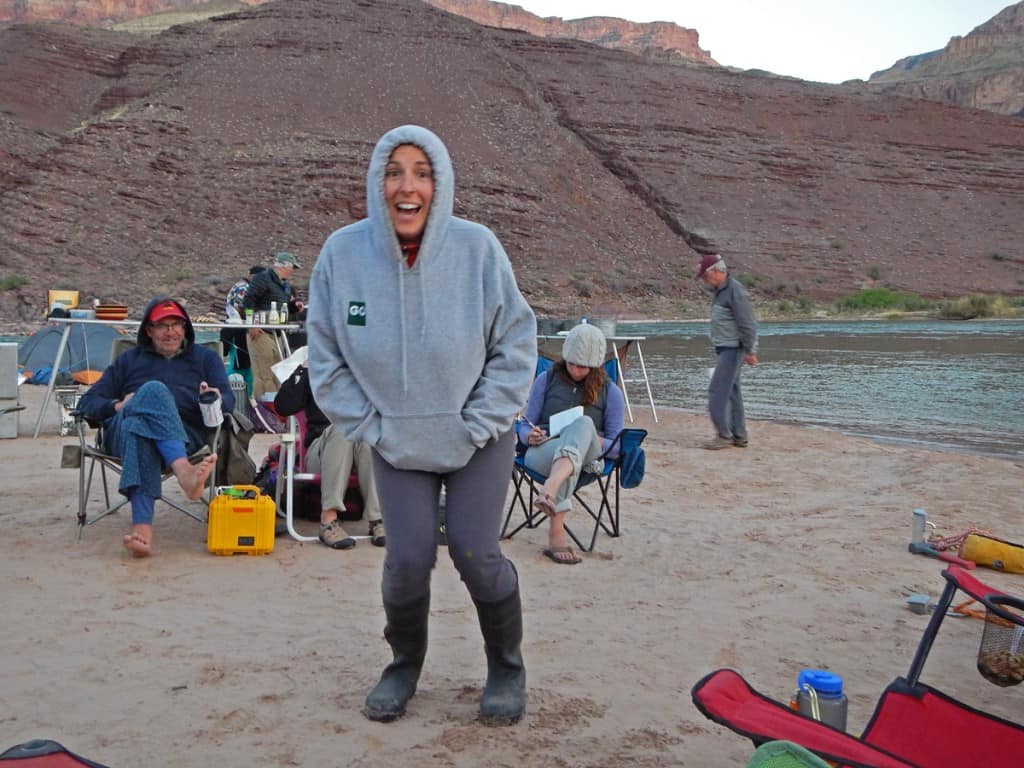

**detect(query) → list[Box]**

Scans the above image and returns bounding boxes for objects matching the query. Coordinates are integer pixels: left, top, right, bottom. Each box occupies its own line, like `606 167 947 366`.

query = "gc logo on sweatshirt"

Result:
347 301 366 326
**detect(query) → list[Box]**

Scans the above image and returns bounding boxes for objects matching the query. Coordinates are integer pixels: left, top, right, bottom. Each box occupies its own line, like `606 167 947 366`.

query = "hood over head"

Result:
137 296 196 348
366 124 454 262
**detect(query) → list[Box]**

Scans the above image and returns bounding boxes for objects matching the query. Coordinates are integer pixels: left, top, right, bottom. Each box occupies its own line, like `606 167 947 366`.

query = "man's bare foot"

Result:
123 524 153 558
173 454 218 500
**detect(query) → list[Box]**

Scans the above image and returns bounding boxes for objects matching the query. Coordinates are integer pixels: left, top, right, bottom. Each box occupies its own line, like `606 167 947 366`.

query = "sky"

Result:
509 0 1014 83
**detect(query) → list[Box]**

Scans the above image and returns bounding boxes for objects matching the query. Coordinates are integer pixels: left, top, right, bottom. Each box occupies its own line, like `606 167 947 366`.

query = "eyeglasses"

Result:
149 320 185 332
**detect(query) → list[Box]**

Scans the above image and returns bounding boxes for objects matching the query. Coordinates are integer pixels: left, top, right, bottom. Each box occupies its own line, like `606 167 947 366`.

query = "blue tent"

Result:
17 322 128 383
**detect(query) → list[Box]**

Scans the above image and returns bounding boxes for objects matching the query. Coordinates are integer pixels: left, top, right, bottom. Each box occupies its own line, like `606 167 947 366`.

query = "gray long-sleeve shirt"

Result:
709 276 758 355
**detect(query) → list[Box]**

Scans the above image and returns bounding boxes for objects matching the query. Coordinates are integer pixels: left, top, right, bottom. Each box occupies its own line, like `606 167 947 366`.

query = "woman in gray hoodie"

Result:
307 125 537 725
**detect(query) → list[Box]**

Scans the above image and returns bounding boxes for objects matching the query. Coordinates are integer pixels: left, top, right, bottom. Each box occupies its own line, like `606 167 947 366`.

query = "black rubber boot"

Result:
473 587 526 725
363 594 430 722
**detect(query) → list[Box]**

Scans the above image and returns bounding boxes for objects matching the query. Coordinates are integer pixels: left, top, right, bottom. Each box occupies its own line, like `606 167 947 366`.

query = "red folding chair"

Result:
692 567 1024 767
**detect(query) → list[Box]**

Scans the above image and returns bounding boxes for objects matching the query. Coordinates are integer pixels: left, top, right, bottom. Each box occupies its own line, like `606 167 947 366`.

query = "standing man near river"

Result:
697 253 758 449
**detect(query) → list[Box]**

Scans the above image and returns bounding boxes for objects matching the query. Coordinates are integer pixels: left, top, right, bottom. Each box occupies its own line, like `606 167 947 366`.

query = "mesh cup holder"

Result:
977 594 1024 687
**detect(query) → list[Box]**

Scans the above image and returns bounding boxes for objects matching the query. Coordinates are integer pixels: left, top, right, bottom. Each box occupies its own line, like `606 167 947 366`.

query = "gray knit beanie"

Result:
562 323 607 368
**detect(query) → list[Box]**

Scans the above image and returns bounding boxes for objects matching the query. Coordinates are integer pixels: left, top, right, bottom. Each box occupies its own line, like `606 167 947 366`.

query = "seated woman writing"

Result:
516 323 625 565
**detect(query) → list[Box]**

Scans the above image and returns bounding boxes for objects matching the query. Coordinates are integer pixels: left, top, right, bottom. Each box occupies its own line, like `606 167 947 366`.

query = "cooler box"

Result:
207 485 276 555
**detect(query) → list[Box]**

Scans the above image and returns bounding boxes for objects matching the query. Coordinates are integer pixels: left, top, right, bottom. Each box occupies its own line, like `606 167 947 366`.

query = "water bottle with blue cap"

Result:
790 669 848 731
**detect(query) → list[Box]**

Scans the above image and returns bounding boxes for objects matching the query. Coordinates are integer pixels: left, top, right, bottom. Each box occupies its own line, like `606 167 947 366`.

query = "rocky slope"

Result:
0 0 717 65
866 2 1024 117
0 0 260 25
423 0 716 65
0 0 1022 329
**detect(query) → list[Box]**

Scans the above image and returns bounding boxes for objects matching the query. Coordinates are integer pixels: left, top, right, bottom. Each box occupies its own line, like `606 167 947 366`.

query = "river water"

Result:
616 319 1024 459
8 319 1023 458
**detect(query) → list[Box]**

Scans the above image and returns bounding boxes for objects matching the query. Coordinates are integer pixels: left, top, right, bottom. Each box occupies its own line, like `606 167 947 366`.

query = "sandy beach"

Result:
2 383 1022 767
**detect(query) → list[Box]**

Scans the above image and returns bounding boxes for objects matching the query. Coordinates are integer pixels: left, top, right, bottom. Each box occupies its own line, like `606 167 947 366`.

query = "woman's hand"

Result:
527 426 547 446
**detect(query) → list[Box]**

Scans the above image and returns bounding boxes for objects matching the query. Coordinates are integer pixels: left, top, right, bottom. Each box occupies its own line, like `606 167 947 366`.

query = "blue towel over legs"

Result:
105 381 189 501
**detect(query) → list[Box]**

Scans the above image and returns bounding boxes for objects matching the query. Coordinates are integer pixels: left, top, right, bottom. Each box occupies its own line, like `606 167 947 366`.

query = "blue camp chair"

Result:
501 356 647 552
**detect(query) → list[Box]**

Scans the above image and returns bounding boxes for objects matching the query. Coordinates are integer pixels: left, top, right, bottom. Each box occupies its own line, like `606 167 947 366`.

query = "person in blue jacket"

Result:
307 125 536 725
78 297 228 557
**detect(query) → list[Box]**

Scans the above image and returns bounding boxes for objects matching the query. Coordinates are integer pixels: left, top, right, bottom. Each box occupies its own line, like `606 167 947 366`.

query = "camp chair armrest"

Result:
69 409 104 429
943 565 1008 602
598 427 647 462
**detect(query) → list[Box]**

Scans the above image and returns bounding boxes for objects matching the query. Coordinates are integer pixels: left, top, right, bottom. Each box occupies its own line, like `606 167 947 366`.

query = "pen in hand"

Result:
520 414 546 445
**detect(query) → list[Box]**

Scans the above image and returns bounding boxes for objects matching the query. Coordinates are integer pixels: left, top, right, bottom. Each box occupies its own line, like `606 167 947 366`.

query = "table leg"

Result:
635 342 658 423
33 324 72 438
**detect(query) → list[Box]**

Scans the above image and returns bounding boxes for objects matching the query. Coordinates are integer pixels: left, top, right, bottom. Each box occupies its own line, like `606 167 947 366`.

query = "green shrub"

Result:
836 288 932 313
866 264 881 281
0 275 27 291
735 273 761 289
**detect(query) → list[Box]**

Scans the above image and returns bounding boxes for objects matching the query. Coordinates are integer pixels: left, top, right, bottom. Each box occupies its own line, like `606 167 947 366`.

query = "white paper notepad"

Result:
547 405 583 439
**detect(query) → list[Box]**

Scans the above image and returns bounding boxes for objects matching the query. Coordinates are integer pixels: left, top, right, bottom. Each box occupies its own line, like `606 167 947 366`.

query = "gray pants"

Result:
372 429 518 605
708 346 746 440
523 416 602 513
305 424 381 522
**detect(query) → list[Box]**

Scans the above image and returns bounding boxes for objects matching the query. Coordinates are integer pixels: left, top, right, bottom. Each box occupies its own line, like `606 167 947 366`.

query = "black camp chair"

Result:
62 338 227 539
64 408 216 540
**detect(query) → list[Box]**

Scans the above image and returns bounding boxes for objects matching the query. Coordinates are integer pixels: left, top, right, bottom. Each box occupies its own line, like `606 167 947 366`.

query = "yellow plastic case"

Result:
207 485 276 556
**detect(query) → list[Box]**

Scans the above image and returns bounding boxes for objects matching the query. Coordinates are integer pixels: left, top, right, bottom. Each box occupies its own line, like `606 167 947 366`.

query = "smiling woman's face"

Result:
384 144 434 243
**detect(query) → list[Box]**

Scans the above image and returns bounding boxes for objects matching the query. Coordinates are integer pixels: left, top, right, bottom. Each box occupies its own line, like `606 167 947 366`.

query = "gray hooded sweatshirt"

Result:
307 125 537 473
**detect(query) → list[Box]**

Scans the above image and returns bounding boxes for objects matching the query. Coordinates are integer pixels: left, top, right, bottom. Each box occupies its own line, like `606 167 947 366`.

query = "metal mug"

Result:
199 390 223 428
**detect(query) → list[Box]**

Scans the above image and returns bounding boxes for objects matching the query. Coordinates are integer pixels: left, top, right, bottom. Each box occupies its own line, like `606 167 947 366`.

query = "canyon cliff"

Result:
0 0 1021 327
0 0 260 25
867 2 1024 117
423 0 716 65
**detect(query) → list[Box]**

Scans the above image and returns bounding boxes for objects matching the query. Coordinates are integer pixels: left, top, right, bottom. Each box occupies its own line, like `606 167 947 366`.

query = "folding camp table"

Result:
537 334 657 423
33 318 299 437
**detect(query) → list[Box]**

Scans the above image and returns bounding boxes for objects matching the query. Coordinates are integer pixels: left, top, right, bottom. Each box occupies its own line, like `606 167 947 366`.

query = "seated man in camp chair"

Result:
77 297 230 557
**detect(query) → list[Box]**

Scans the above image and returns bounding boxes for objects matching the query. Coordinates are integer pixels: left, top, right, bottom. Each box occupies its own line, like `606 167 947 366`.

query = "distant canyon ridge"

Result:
0 0 1021 327
3 0 1020 116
